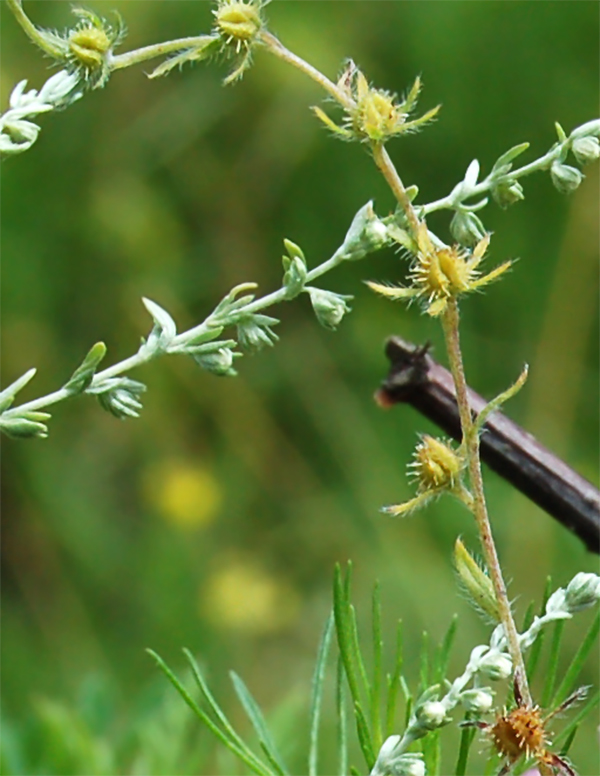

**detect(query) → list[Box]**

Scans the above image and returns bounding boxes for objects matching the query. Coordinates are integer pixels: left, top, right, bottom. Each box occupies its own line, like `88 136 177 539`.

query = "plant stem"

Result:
441 298 533 708
370 142 420 235
6 0 65 58
110 36 216 71
258 30 354 110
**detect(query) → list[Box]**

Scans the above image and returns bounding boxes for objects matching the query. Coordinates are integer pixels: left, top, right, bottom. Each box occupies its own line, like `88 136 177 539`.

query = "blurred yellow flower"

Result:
203 557 300 634
143 459 222 529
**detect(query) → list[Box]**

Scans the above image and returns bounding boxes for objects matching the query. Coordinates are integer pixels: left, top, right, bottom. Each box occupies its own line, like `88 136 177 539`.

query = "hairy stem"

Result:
6 0 65 58
371 142 420 235
110 36 216 71
441 298 532 708
258 30 354 110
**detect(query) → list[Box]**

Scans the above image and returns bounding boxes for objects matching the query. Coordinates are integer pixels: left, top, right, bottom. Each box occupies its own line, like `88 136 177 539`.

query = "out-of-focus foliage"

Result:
1 2 598 774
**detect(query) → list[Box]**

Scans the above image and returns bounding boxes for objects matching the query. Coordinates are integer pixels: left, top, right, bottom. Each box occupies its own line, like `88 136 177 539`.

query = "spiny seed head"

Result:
69 26 111 68
410 435 462 492
65 9 124 88
489 706 547 762
214 0 263 46
314 70 440 144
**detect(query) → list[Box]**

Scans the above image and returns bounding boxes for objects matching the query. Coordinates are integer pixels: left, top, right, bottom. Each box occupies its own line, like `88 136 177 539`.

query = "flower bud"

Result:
449 210 486 247
0 411 51 439
194 347 238 376
282 241 307 299
571 136 600 166
92 377 146 419
307 288 352 330
416 700 448 730
550 161 584 194
236 315 279 352
491 179 525 209
459 688 494 714
477 651 512 681
338 201 389 261
371 739 426 776
564 572 600 613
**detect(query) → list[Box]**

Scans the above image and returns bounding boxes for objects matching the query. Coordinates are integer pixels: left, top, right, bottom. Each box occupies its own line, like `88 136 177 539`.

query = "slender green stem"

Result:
258 30 354 110
441 298 532 708
110 36 216 71
370 142 420 236
422 142 564 215
5 0 65 58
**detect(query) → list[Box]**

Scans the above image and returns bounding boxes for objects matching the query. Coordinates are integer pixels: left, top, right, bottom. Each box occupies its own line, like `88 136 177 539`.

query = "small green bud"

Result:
415 700 448 730
564 572 600 613
372 740 425 776
454 538 500 623
572 136 600 166
282 240 308 299
91 377 146 419
477 651 512 681
0 411 51 439
306 287 352 330
337 201 389 261
550 161 584 194
449 209 486 247
64 341 107 395
491 178 525 209
283 239 305 262
194 347 239 376
459 688 494 714
236 315 279 352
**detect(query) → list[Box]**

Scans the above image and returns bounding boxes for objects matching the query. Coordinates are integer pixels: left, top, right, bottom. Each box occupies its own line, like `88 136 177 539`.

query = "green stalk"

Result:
441 298 532 708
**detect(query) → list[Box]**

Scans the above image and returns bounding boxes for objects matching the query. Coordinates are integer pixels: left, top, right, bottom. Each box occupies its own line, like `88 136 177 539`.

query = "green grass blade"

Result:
371 581 383 751
551 610 600 707
337 658 348 776
401 676 413 728
385 620 403 738
230 671 289 776
558 726 578 757
554 689 599 749
434 615 457 684
541 620 565 707
259 743 286 776
147 650 271 776
455 724 476 776
309 612 334 776
422 729 441 776
333 564 363 708
419 631 430 692
520 601 535 632
525 577 553 684
349 603 371 699
354 701 376 771
182 648 257 759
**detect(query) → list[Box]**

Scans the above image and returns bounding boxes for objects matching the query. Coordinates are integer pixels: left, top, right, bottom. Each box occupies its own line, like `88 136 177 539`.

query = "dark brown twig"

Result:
376 336 600 554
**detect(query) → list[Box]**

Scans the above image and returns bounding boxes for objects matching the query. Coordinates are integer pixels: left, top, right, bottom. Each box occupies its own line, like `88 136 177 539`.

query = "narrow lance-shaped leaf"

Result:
551 610 600 707
0 367 37 412
230 671 289 776
491 142 530 174
181 649 270 776
63 342 107 395
146 649 271 776
309 612 334 776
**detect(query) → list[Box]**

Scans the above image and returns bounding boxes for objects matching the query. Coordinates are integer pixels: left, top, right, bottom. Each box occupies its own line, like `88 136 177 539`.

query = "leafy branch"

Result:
0 202 389 438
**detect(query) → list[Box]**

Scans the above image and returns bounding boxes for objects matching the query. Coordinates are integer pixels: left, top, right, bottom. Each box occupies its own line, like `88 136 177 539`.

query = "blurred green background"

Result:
1 1 598 774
